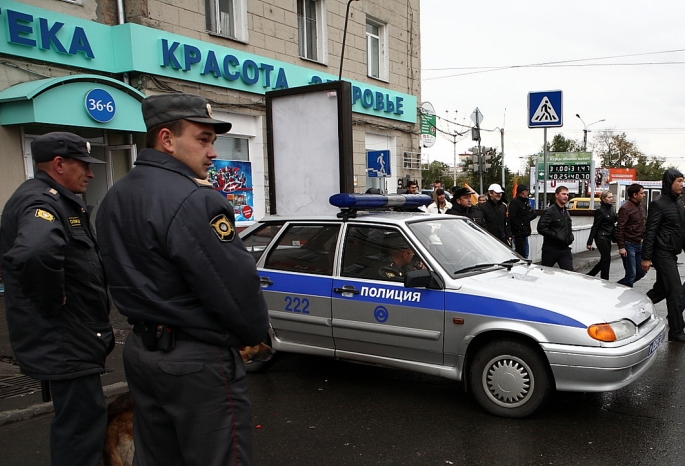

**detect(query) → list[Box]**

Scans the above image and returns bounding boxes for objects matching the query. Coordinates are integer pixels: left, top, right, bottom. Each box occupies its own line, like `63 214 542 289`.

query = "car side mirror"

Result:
404 269 443 290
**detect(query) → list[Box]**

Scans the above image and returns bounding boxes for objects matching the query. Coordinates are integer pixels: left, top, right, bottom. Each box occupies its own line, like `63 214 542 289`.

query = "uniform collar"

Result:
135 148 203 180
34 170 88 211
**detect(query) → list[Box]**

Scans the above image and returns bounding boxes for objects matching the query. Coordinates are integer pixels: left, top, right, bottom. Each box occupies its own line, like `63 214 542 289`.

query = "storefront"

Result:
0 0 418 225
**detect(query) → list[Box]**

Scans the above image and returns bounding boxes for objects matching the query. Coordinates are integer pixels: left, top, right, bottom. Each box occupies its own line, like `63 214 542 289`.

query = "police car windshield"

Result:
408 218 518 275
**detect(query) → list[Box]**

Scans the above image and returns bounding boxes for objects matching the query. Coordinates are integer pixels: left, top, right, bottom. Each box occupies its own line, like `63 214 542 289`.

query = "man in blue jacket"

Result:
97 94 269 465
1 132 113 466
642 169 685 342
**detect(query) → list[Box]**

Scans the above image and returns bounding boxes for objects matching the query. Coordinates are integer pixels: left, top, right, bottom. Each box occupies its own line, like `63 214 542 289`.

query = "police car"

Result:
240 194 666 418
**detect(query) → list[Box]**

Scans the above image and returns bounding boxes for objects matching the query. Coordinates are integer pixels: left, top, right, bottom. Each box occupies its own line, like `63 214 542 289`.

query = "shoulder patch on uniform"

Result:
210 214 235 242
43 188 60 199
35 208 55 222
68 216 82 227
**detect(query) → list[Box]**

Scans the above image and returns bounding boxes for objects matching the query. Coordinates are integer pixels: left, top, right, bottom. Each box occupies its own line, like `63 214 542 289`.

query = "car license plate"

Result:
648 330 665 356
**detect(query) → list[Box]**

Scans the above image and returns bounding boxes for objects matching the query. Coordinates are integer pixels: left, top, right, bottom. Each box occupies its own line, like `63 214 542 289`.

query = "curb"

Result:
0 381 128 427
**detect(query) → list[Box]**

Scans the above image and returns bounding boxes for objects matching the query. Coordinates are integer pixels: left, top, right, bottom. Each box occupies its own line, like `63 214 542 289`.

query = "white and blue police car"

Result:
240 193 666 418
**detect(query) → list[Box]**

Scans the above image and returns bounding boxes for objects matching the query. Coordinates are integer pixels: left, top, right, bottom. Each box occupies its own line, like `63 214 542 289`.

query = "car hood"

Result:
453 264 653 327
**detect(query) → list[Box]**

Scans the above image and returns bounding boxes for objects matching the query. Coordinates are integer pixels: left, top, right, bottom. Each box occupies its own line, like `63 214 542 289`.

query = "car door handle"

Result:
260 276 273 287
334 286 360 295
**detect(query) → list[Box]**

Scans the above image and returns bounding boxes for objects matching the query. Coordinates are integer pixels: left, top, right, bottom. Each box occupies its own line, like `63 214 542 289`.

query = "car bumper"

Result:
541 317 667 392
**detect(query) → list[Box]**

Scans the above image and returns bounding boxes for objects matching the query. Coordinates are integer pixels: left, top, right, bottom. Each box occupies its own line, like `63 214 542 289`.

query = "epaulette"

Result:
187 176 214 187
43 187 60 200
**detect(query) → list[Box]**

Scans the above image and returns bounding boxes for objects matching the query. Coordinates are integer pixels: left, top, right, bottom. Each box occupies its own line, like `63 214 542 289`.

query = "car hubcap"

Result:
482 355 534 408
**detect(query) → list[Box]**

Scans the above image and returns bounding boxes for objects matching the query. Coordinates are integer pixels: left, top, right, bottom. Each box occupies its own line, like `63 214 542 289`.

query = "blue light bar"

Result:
329 193 432 209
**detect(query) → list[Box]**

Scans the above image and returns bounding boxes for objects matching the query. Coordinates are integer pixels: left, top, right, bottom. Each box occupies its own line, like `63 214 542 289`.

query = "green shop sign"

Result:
0 0 416 124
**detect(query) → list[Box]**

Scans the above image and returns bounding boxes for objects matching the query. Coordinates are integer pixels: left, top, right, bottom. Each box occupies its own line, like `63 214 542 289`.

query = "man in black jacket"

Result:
537 185 574 271
642 169 685 342
0 132 114 466
508 184 537 258
480 183 510 245
446 187 486 228
97 94 269 464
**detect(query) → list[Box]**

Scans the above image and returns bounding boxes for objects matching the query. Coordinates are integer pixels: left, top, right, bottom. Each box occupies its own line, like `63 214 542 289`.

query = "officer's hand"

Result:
63 296 67 305
619 248 627 257
641 259 651 273
586 244 594 251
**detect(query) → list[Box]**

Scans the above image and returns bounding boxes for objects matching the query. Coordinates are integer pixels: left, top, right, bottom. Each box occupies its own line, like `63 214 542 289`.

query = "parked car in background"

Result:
240 194 666 418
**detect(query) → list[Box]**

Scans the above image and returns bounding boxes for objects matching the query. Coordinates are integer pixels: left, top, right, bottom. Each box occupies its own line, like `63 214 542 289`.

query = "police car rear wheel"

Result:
469 340 551 418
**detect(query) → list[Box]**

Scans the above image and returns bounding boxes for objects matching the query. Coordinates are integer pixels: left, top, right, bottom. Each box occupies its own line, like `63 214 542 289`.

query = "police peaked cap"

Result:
142 93 232 133
31 132 104 164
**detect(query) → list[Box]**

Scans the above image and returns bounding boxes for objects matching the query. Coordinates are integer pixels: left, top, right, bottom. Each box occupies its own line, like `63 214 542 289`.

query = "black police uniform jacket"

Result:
96 149 268 347
508 195 537 237
0 170 113 380
587 202 616 246
642 169 685 261
537 203 574 249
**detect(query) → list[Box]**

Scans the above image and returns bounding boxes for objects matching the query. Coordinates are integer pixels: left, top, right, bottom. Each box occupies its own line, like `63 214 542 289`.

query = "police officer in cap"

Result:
96 93 268 465
0 132 113 466
378 231 424 280
446 187 486 228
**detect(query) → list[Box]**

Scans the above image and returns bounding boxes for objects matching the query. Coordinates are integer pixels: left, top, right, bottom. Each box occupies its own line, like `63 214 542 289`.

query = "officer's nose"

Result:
85 165 94 178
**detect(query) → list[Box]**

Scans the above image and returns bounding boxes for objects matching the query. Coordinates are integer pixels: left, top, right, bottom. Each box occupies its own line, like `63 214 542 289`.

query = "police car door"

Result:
332 225 444 365
258 222 340 352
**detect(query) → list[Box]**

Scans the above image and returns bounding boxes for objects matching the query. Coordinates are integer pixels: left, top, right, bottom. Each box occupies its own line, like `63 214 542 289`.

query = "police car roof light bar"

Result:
329 193 432 219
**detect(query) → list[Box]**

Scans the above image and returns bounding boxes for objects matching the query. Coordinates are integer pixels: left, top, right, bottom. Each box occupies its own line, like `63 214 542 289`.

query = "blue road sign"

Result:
528 90 563 128
367 150 391 177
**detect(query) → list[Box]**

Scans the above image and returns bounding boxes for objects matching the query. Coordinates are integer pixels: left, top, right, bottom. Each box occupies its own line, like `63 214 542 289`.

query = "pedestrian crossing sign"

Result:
528 90 563 128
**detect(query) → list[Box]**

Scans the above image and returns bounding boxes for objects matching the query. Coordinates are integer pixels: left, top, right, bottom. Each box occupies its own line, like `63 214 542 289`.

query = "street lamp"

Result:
575 114 605 152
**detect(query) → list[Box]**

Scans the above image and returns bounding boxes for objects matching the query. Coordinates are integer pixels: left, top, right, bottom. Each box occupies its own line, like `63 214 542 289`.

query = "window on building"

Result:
215 135 249 161
206 0 248 42
297 0 328 64
366 18 388 81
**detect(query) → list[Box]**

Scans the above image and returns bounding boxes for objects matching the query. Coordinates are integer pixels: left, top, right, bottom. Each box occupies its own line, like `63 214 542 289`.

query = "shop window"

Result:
366 17 388 81
264 224 341 276
206 0 248 42
215 135 249 161
297 0 328 64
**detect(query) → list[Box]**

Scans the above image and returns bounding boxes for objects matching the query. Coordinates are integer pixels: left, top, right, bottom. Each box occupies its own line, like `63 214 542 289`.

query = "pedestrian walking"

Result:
480 183 510 245
537 185 574 271
586 190 616 280
508 184 537 258
96 93 269 464
0 132 114 466
616 183 646 287
642 169 685 342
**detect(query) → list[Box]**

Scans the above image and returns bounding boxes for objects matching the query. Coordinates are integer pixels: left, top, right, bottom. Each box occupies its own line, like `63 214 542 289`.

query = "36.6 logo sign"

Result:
85 88 116 123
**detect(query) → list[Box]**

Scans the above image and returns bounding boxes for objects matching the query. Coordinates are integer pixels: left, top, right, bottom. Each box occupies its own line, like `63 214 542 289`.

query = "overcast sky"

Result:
419 0 685 174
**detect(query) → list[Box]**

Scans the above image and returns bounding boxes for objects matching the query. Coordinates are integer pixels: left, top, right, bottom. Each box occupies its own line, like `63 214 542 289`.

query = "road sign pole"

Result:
543 128 548 206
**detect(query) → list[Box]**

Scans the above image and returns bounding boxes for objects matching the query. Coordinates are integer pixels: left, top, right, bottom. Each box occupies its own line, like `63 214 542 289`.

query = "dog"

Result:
101 343 274 466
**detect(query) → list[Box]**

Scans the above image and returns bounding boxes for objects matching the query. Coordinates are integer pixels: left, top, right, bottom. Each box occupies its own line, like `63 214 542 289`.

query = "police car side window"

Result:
264 224 340 276
242 223 284 262
342 226 421 282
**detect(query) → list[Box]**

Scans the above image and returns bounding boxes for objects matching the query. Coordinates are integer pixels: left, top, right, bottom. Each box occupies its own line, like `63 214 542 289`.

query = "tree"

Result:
634 154 673 181
421 160 451 189
593 131 643 168
545 134 581 153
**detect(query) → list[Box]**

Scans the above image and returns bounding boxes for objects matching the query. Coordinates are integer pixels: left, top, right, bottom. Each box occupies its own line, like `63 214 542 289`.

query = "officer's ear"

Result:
157 128 175 154
51 156 67 175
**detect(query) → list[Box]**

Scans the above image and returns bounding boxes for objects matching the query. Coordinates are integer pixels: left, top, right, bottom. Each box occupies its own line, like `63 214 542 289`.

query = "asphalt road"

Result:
2 255 685 466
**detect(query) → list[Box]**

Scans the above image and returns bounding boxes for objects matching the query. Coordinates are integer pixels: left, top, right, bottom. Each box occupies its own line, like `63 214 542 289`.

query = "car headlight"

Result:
587 319 637 342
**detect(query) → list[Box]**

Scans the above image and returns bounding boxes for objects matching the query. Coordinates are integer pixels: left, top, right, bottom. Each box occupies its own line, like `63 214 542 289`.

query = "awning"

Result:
0 74 146 132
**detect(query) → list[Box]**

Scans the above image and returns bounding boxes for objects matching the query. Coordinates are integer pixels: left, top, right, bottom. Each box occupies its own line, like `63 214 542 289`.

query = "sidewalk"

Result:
0 246 619 426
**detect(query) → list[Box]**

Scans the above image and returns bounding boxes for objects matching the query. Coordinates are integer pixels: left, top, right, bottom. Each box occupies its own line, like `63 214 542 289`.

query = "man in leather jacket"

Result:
537 186 574 271
642 169 685 342
480 183 510 245
446 187 486 228
0 132 114 466
508 184 537 258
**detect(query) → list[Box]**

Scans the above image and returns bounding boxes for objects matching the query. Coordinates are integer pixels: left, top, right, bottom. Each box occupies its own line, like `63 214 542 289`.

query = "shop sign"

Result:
84 88 116 123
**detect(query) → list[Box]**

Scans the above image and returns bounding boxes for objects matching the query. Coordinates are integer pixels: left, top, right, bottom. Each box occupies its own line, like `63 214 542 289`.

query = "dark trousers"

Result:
124 332 253 466
513 236 529 259
587 238 612 280
50 373 107 466
541 246 573 271
647 249 685 336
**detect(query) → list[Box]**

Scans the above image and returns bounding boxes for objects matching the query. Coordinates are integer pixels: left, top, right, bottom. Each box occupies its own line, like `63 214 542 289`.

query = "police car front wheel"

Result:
469 340 552 418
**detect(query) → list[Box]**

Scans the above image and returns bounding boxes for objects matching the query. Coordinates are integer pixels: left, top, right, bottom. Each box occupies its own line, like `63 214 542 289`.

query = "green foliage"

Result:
545 134 581 153
593 131 643 168
421 160 452 189
635 154 672 181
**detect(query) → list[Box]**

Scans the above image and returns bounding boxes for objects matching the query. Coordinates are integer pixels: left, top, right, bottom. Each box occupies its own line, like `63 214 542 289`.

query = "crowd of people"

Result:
422 172 685 344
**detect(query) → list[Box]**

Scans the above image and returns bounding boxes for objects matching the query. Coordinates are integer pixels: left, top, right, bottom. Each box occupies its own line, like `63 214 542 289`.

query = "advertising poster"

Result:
208 160 254 222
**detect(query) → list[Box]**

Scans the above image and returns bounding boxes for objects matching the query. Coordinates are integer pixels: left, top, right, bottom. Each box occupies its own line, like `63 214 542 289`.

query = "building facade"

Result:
0 0 421 225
